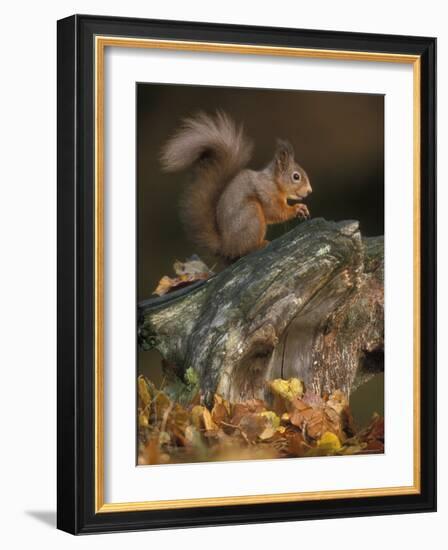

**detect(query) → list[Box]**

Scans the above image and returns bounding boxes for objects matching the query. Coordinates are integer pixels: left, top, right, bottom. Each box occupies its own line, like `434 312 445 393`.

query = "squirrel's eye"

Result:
292 171 301 182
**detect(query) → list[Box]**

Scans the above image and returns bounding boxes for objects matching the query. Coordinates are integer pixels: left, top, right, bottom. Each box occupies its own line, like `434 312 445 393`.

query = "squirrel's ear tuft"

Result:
275 139 294 171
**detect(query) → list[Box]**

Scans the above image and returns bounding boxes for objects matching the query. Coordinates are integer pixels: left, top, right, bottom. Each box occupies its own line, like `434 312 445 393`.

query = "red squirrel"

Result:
160 111 312 261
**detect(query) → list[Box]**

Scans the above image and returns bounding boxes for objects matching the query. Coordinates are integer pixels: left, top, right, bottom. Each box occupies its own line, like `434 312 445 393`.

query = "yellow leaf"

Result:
190 405 218 431
269 378 304 401
260 411 280 429
317 431 342 451
214 394 231 416
203 407 218 431
191 405 205 430
138 412 149 428
258 411 280 440
137 375 152 408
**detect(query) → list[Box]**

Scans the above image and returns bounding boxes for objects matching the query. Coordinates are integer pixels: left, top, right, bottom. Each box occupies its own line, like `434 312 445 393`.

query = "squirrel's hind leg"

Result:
218 199 267 260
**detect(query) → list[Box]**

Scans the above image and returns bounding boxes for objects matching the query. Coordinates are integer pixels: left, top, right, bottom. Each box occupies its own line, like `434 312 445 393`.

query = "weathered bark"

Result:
138 218 383 404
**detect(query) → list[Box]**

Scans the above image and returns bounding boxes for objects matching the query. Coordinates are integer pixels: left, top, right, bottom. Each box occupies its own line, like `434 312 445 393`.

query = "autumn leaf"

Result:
202 407 218 432
357 413 384 452
302 391 324 408
231 399 265 426
282 427 307 457
238 413 268 442
258 411 281 440
289 398 315 429
317 431 342 451
269 378 305 414
153 256 214 296
211 394 231 426
269 378 304 401
191 405 206 430
137 375 153 408
306 431 342 457
190 405 218 433
326 390 348 415
137 375 384 465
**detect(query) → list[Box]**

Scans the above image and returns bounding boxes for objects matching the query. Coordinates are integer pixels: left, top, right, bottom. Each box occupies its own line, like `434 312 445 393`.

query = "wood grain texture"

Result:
138 218 384 404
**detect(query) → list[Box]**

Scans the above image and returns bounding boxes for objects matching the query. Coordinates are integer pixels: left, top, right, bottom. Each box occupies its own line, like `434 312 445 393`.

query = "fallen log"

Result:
138 218 384 404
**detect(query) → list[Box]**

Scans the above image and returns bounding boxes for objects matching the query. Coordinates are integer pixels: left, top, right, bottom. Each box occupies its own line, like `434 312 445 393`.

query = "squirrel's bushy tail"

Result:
160 111 252 254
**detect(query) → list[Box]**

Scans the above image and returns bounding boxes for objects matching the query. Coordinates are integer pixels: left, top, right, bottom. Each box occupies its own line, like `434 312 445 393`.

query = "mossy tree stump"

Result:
138 218 384 404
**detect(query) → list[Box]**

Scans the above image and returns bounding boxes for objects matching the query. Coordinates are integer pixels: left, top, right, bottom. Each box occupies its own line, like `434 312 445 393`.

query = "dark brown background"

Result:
138 83 384 297
137 84 384 423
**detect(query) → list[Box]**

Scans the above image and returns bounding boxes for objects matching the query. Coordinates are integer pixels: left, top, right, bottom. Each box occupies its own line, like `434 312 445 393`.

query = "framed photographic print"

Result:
57 15 436 534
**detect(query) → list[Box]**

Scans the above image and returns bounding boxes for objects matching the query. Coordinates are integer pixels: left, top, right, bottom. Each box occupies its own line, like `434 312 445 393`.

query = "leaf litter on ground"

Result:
137 373 384 465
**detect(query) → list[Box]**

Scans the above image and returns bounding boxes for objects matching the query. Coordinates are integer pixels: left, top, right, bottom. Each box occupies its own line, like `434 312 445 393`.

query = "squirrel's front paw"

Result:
294 203 310 219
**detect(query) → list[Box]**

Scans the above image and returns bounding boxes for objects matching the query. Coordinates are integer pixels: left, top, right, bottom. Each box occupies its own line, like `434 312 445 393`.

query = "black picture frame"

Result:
57 14 436 534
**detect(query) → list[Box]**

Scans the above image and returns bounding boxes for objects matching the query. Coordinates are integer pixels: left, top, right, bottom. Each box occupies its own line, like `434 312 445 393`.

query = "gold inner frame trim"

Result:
94 35 421 513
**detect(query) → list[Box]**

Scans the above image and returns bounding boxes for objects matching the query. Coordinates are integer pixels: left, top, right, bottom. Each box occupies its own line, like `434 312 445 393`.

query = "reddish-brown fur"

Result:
160 111 312 260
